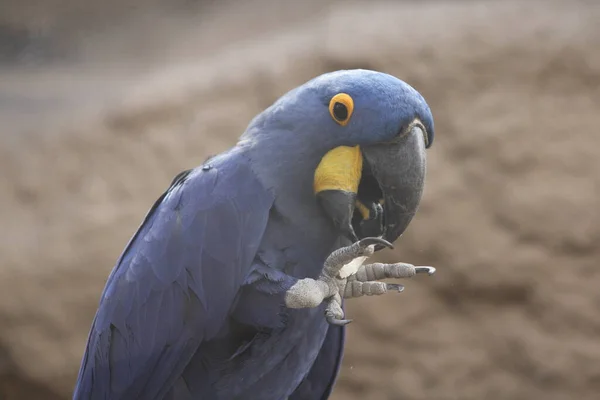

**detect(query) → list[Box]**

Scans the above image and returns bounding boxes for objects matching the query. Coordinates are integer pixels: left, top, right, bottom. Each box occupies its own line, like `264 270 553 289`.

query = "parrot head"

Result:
242 69 434 248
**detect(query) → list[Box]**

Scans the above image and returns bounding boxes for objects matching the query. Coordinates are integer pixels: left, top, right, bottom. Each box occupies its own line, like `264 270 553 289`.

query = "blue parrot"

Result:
73 69 436 400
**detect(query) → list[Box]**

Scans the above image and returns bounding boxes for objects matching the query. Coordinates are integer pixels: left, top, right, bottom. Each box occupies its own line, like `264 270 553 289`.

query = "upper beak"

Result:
361 123 427 245
314 124 427 247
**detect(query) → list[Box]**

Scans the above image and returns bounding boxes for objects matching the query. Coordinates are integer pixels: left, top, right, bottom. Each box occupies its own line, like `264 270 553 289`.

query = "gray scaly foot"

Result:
284 237 435 326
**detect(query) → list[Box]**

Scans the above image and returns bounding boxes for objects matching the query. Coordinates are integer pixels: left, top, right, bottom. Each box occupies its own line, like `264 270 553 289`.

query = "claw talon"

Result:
358 237 394 250
416 266 436 276
326 316 353 326
289 237 431 325
386 283 405 292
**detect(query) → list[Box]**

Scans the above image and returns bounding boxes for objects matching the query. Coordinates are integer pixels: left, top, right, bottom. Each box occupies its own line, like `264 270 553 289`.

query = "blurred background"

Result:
1 0 599 399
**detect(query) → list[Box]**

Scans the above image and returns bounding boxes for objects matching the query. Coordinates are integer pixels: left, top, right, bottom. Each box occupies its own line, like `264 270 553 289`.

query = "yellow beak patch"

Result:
313 145 363 194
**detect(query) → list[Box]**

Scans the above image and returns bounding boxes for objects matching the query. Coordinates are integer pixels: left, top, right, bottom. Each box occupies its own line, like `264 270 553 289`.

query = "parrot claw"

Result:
416 266 436 275
324 292 352 326
325 316 353 326
357 237 394 250
342 261 436 299
386 283 405 292
284 238 435 325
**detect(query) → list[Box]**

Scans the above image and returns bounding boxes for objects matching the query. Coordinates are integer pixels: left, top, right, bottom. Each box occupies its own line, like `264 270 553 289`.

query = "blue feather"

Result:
73 148 274 400
74 69 434 400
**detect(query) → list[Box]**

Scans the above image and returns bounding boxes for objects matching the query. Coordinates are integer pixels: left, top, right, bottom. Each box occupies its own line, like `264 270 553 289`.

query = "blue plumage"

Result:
74 148 275 399
74 69 434 400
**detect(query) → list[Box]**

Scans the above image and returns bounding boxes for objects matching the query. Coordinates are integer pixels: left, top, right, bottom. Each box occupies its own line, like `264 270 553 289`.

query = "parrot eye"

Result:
329 93 354 126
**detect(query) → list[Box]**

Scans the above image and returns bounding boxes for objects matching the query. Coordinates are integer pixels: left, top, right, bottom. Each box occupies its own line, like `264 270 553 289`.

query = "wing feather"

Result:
73 157 273 400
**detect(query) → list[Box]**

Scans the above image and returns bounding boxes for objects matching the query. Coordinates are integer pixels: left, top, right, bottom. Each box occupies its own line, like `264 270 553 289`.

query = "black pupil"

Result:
333 102 348 121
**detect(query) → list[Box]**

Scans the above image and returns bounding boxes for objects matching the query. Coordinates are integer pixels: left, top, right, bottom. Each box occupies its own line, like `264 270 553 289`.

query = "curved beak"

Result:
314 124 427 247
361 124 427 245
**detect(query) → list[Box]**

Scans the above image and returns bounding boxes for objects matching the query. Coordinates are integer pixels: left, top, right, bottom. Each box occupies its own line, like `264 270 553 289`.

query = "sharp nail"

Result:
386 283 405 292
359 237 394 250
326 316 353 326
415 266 436 276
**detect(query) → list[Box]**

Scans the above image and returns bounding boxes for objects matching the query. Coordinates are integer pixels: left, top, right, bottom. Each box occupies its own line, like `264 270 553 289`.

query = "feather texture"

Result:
73 150 274 400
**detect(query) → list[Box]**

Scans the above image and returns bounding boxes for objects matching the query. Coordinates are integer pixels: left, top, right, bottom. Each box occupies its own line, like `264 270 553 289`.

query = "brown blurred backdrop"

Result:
1 1 599 399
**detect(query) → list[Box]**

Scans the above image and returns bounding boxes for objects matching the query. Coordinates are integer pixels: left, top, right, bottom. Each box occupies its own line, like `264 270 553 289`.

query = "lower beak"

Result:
361 124 427 245
314 125 427 246
314 145 363 242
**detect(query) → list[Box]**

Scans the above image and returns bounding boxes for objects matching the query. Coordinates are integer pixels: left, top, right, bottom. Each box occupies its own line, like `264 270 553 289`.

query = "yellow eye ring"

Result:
328 93 354 126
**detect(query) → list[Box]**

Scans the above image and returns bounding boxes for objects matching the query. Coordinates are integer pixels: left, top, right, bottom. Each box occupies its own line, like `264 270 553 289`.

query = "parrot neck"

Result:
240 138 340 253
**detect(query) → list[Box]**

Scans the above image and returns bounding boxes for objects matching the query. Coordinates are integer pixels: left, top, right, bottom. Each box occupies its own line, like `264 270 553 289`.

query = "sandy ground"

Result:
1 1 599 399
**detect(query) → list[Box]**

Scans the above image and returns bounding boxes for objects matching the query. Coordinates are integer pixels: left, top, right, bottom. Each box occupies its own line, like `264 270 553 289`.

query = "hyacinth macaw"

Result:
73 69 436 400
